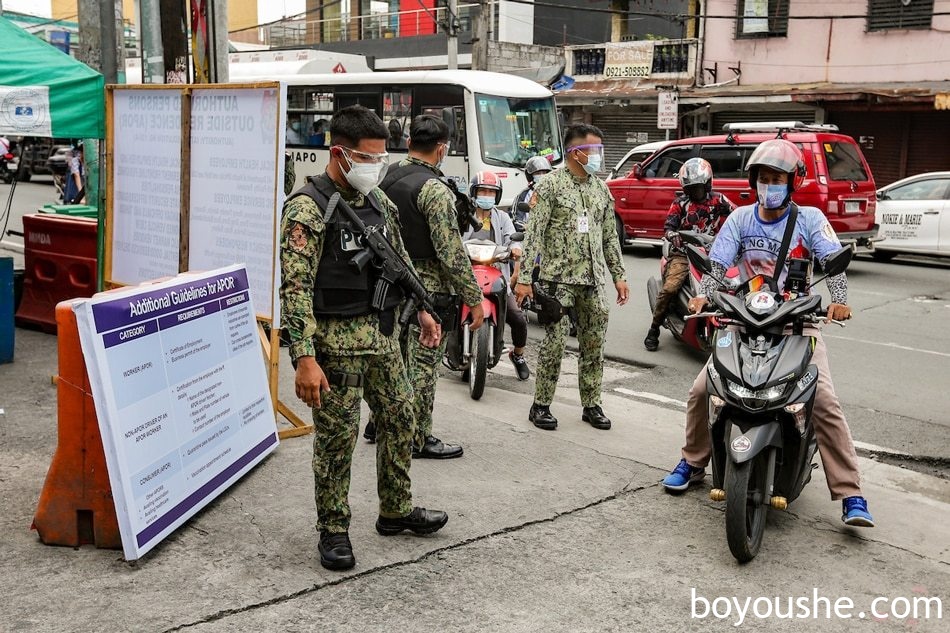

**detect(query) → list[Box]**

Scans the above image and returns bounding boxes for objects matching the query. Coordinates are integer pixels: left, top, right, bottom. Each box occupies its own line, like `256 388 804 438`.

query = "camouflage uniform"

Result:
283 152 296 196
378 157 482 447
280 176 417 534
519 167 627 407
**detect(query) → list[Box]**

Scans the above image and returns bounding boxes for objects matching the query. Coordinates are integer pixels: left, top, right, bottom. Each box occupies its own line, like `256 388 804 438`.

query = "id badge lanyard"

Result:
577 189 591 234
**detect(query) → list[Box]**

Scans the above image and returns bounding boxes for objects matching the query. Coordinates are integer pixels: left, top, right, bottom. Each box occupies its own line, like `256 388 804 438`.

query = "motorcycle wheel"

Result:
725 450 771 563
468 324 491 400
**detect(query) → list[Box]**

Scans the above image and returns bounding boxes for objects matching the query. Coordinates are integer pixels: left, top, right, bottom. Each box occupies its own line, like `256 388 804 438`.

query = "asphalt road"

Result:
4 177 949 465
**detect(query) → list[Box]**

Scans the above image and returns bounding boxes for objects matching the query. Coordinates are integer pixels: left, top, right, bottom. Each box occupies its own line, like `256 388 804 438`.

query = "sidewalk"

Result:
1 328 947 632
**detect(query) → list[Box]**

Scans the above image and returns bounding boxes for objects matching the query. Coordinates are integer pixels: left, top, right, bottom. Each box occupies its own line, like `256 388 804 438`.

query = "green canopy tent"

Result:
0 15 104 139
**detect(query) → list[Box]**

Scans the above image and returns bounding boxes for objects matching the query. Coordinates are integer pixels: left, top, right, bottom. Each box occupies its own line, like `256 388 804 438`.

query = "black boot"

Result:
644 326 660 352
412 435 463 459
529 403 558 430
376 507 449 536
318 531 355 570
582 405 612 430
363 420 376 443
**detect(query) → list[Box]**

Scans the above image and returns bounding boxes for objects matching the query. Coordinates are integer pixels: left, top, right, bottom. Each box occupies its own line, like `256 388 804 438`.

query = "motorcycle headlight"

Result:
466 243 496 263
727 380 787 402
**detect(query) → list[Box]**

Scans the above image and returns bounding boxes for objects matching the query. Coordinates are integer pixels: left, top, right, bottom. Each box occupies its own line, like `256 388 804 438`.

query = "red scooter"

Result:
646 230 739 354
444 233 522 400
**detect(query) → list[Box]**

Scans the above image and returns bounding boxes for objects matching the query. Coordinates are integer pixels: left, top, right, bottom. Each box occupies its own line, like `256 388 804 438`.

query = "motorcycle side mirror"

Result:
807 246 853 290
821 246 853 277
516 201 530 214
685 244 711 275
510 232 524 242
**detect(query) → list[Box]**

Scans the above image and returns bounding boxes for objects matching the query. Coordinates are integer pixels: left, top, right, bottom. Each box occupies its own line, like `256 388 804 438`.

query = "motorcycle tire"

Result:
725 449 771 563
468 324 491 400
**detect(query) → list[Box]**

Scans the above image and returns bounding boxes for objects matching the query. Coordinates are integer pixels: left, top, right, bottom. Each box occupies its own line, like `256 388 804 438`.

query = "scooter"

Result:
646 230 739 354
1 150 16 184
443 233 522 400
684 244 853 563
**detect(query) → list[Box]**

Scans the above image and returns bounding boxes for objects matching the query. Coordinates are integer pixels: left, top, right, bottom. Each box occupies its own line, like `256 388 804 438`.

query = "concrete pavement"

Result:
1 328 947 632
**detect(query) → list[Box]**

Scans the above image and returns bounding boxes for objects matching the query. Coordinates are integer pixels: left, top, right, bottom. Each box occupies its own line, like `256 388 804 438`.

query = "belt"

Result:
327 370 363 388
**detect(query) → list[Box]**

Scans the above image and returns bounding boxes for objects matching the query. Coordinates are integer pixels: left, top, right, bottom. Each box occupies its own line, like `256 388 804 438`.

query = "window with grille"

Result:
735 0 789 38
868 0 934 32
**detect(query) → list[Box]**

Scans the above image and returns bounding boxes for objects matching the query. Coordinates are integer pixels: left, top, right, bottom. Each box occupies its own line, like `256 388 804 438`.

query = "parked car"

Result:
606 140 671 180
607 122 881 251
870 171 950 260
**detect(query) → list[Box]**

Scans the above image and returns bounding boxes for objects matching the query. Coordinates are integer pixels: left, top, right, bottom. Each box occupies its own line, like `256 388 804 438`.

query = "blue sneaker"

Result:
842 496 875 527
662 459 705 493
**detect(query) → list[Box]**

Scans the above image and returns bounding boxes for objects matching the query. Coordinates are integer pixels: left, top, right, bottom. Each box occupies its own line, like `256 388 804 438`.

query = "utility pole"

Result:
139 0 165 83
446 0 458 70
472 0 489 71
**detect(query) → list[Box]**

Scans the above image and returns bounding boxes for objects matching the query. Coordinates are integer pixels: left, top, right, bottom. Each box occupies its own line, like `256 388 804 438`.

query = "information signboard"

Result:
74 264 279 560
658 91 679 130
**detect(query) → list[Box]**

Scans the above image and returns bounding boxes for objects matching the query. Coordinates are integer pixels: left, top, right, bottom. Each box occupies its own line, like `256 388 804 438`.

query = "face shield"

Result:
570 143 605 175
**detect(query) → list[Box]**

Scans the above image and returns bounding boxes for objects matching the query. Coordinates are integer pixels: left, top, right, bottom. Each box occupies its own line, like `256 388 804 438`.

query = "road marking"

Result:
613 387 687 408
823 334 950 359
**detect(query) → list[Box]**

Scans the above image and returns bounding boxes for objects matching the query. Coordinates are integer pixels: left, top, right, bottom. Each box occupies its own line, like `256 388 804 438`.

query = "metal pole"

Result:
210 0 229 82
447 0 458 70
140 0 165 83
472 0 489 71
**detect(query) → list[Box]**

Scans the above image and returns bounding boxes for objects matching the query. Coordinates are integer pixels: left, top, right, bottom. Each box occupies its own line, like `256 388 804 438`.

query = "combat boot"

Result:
376 507 449 536
644 326 660 352
529 403 557 430
318 531 355 570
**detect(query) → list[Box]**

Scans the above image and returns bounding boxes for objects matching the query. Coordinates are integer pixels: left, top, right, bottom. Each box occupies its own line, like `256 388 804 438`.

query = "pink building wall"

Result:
702 0 950 85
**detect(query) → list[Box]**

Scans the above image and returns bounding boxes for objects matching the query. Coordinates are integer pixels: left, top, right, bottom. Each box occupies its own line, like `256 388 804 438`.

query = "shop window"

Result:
867 0 934 32
736 0 789 38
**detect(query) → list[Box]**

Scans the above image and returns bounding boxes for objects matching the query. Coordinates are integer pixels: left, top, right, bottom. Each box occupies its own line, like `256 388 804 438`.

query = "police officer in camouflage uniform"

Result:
280 105 449 572
514 124 629 431
363 115 485 458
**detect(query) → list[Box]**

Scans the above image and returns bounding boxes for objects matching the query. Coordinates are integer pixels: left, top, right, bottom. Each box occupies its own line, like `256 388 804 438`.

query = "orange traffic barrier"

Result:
32 301 120 549
16 214 97 333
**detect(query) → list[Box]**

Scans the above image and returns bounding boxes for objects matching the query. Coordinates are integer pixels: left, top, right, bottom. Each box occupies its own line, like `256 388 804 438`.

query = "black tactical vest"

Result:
379 162 438 261
289 174 400 317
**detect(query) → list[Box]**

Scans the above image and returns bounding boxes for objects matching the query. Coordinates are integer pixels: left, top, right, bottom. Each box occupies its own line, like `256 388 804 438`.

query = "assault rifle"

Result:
325 192 441 327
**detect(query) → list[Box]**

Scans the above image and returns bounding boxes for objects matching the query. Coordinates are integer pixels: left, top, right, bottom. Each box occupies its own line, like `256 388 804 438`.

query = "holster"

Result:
432 293 460 333
531 283 566 326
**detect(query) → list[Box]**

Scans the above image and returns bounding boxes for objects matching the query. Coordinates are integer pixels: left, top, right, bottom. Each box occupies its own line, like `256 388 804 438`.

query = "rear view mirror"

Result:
685 244 711 275
632 164 643 178
516 202 530 215
510 232 525 242
441 107 456 144
821 246 853 277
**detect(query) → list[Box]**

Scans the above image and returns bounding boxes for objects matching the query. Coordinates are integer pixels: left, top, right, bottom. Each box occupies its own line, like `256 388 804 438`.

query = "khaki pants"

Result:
682 329 862 500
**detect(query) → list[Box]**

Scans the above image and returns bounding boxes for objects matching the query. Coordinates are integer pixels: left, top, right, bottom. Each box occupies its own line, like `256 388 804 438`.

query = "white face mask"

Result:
342 150 386 195
435 143 448 171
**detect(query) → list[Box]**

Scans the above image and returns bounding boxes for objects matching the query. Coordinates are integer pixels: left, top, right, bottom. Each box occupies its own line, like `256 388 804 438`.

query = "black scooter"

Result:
684 244 852 562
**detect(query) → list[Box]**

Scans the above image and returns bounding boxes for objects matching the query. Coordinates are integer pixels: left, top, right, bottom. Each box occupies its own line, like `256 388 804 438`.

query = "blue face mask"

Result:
475 195 495 210
757 182 788 209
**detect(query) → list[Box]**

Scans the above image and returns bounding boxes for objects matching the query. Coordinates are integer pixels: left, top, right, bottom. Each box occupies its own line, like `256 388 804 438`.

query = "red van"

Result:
607 122 881 251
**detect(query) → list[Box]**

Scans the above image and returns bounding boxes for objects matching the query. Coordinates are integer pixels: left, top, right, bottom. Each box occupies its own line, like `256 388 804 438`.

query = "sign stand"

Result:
257 321 312 438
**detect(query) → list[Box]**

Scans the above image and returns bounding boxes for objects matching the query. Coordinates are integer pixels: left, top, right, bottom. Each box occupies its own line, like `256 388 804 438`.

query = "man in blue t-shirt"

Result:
660 139 875 528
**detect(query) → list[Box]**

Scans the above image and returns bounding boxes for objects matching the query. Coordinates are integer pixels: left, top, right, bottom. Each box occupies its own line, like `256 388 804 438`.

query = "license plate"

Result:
5 163 15 171
843 200 861 213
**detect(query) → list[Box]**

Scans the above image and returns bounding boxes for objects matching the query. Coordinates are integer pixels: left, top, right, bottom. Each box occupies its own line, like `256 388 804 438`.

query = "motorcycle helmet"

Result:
524 155 552 178
678 157 713 203
746 139 806 205
470 170 503 204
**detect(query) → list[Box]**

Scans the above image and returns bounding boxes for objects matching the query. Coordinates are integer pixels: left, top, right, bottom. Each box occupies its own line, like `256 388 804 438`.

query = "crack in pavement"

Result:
160 484 656 632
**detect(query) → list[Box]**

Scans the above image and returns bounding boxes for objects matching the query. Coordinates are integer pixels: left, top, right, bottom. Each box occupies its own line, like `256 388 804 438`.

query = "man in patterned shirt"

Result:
514 123 629 431
363 114 485 458
280 105 450 571
644 157 735 351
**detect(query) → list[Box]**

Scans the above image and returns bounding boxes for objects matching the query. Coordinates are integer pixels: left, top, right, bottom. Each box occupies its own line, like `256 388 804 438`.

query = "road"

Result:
4 177 949 466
